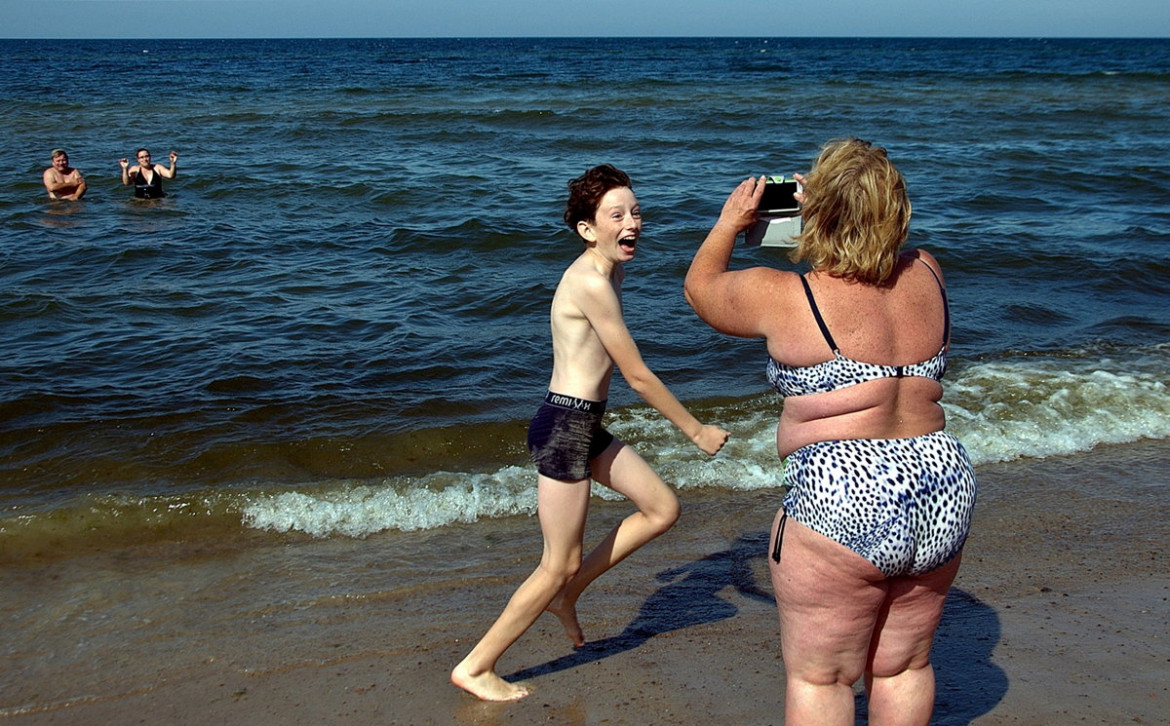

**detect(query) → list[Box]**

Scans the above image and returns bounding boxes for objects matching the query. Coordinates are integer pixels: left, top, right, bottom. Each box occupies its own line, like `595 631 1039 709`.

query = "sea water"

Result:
2 36 1170 720
2 36 1168 546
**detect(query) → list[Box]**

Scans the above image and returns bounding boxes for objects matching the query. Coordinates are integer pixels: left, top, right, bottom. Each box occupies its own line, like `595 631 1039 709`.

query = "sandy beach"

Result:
4 32 1169 726
2 438 1167 726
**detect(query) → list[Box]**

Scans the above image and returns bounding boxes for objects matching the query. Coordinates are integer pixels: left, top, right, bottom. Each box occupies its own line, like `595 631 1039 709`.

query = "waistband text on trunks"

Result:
544 391 606 414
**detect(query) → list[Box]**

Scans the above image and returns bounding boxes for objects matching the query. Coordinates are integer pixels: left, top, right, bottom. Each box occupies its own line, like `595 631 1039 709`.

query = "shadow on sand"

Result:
509 531 1007 724
508 531 773 683
857 588 1007 725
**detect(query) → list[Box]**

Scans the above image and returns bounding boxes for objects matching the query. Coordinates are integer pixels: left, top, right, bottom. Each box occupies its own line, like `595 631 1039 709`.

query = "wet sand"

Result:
2 439 1167 725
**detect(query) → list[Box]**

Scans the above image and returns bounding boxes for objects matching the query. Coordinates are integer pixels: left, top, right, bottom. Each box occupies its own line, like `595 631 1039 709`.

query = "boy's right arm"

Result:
691 424 731 456
574 273 729 456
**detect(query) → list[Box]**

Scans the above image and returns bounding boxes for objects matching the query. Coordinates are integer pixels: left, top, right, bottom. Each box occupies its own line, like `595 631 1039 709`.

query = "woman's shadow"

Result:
918 588 1009 725
854 588 1007 725
509 532 1007 725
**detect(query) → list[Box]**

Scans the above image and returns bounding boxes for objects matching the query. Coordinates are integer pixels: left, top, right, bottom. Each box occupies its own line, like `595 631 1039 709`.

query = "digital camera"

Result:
745 176 802 248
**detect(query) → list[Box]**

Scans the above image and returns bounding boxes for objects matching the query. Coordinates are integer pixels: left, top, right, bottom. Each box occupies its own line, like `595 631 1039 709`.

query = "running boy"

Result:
451 164 729 701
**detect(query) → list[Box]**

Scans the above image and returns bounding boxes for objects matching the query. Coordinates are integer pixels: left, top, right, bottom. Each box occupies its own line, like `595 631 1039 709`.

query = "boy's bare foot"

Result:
451 661 531 702
546 595 585 647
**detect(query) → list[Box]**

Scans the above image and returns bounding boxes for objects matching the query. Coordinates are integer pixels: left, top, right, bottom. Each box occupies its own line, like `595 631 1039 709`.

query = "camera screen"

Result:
759 180 800 213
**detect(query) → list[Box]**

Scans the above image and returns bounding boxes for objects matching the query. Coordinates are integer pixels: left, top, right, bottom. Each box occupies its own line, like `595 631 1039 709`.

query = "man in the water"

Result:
42 149 87 200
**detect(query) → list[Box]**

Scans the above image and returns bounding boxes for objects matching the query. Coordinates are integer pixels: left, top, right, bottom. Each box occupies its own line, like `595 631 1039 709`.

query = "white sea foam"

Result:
242 465 535 537
945 355 1170 465
243 349 1170 538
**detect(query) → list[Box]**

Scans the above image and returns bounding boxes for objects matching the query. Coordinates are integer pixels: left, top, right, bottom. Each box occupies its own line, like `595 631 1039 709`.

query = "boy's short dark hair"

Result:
563 164 632 229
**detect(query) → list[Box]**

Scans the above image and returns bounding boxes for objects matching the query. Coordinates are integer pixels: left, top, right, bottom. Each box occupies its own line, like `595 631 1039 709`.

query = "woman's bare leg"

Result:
547 439 680 646
451 475 591 701
770 512 887 726
864 554 962 726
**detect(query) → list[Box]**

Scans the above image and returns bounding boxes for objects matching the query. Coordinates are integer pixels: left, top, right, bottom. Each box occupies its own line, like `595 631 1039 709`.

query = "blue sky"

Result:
4 0 1169 39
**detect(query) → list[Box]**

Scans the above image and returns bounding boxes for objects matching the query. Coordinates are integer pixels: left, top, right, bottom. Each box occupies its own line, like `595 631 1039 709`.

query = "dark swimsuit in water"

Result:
132 169 166 199
767 261 977 576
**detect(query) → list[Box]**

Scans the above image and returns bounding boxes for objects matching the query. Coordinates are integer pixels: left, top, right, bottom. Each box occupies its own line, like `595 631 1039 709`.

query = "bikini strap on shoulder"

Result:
800 275 839 352
916 259 951 345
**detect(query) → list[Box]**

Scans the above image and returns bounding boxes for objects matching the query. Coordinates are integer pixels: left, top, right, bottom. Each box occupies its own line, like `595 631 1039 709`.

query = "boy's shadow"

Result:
508 532 773 682
509 533 1008 725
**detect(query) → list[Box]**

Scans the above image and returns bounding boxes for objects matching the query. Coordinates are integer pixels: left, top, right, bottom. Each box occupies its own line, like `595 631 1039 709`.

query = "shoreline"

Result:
2 438 1167 725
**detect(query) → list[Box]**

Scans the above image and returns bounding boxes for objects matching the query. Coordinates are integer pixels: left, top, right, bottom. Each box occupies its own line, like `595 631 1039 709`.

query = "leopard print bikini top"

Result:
766 261 950 398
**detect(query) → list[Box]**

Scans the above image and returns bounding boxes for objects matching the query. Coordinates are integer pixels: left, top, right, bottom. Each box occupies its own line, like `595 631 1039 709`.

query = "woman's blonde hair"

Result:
790 138 910 285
